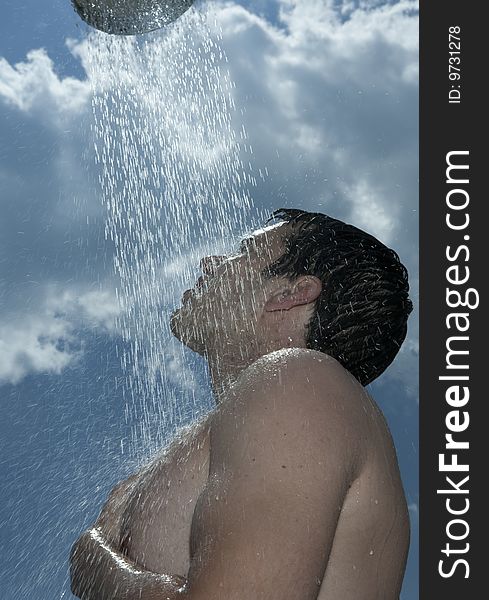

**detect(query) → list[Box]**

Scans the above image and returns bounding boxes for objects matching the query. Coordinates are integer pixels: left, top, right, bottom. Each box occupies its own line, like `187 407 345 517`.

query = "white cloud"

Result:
47 286 122 333
0 285 122 385
0 48 89 120
210 0 418 231
342 178 397 244
0 314 78 385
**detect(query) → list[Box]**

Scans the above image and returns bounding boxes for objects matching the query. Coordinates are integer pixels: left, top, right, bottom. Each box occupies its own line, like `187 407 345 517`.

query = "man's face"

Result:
170 222 289 354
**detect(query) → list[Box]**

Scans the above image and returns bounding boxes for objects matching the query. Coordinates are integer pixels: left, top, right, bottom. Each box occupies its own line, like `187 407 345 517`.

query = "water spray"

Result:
72 0 195 35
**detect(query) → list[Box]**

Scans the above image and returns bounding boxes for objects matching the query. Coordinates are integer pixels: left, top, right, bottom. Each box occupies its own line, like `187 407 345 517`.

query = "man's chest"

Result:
120 419 211 576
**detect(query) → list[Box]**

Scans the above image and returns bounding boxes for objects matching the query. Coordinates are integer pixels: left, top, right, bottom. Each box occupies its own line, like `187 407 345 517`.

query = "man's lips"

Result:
182 275 207 301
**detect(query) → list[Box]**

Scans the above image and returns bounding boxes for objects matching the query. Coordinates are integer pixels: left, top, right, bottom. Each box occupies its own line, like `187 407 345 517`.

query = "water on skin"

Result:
83 5 265 460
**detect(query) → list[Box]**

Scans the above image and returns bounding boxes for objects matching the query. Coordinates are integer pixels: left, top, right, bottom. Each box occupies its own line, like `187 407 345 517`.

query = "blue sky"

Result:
0 1 419 598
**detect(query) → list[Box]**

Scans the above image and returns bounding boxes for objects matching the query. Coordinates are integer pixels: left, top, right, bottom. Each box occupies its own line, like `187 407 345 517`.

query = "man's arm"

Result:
70 472 188 599
70 528 187 600
93 473 138 545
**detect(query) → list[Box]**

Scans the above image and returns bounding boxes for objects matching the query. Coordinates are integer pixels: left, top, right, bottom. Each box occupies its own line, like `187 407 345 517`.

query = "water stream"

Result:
84 6 263 459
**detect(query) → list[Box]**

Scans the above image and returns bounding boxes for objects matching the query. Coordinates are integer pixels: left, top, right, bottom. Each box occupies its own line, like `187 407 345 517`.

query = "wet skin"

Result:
71 225 410 600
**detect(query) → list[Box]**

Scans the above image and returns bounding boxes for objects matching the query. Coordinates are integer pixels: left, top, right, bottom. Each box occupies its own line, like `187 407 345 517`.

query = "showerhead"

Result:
72 0 195 35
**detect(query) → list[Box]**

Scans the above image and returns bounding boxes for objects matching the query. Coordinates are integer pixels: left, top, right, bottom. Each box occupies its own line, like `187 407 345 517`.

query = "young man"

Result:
71 208 413 600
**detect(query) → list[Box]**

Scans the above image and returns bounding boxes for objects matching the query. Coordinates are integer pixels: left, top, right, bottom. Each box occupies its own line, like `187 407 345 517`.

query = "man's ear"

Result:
264 276 322 312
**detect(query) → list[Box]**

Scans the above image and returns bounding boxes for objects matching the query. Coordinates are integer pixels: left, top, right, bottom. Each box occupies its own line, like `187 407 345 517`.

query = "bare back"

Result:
318 398 409 599
119 358 409 599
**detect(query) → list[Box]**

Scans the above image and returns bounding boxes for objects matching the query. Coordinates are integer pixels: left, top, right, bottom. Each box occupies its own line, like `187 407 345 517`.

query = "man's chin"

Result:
169 307 206 355
169 308 181 338
169 306 187 342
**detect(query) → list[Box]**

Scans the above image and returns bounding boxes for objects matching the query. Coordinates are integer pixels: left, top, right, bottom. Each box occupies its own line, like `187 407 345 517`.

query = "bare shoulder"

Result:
236 347 361 391
231 348 370 427
212 349 376 482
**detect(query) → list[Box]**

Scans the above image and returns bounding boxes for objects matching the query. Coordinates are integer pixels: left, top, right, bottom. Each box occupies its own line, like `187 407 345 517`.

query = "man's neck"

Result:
204 335 306 403
205 349 256 402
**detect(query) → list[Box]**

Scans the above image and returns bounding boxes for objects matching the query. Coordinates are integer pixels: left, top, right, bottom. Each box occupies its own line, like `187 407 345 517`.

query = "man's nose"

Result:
200 255 225 275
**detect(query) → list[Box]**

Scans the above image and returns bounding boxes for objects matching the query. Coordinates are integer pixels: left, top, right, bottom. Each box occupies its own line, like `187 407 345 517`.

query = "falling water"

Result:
83 6 260 459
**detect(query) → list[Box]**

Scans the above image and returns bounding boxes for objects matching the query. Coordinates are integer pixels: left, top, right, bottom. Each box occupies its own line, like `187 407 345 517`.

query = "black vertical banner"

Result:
420 1 484 598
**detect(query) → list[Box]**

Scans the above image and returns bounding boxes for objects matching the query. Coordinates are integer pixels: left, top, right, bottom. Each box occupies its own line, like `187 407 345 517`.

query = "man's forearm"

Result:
70 528 187 600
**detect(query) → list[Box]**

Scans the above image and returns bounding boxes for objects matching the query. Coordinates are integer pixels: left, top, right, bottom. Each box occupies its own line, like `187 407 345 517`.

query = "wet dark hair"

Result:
264 208 413 386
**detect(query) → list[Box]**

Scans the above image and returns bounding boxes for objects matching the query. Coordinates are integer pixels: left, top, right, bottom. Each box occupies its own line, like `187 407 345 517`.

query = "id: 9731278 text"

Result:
448 26 461 104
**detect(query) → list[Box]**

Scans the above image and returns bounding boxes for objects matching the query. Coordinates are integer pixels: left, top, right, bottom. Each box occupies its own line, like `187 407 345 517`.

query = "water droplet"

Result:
84 7 256 453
